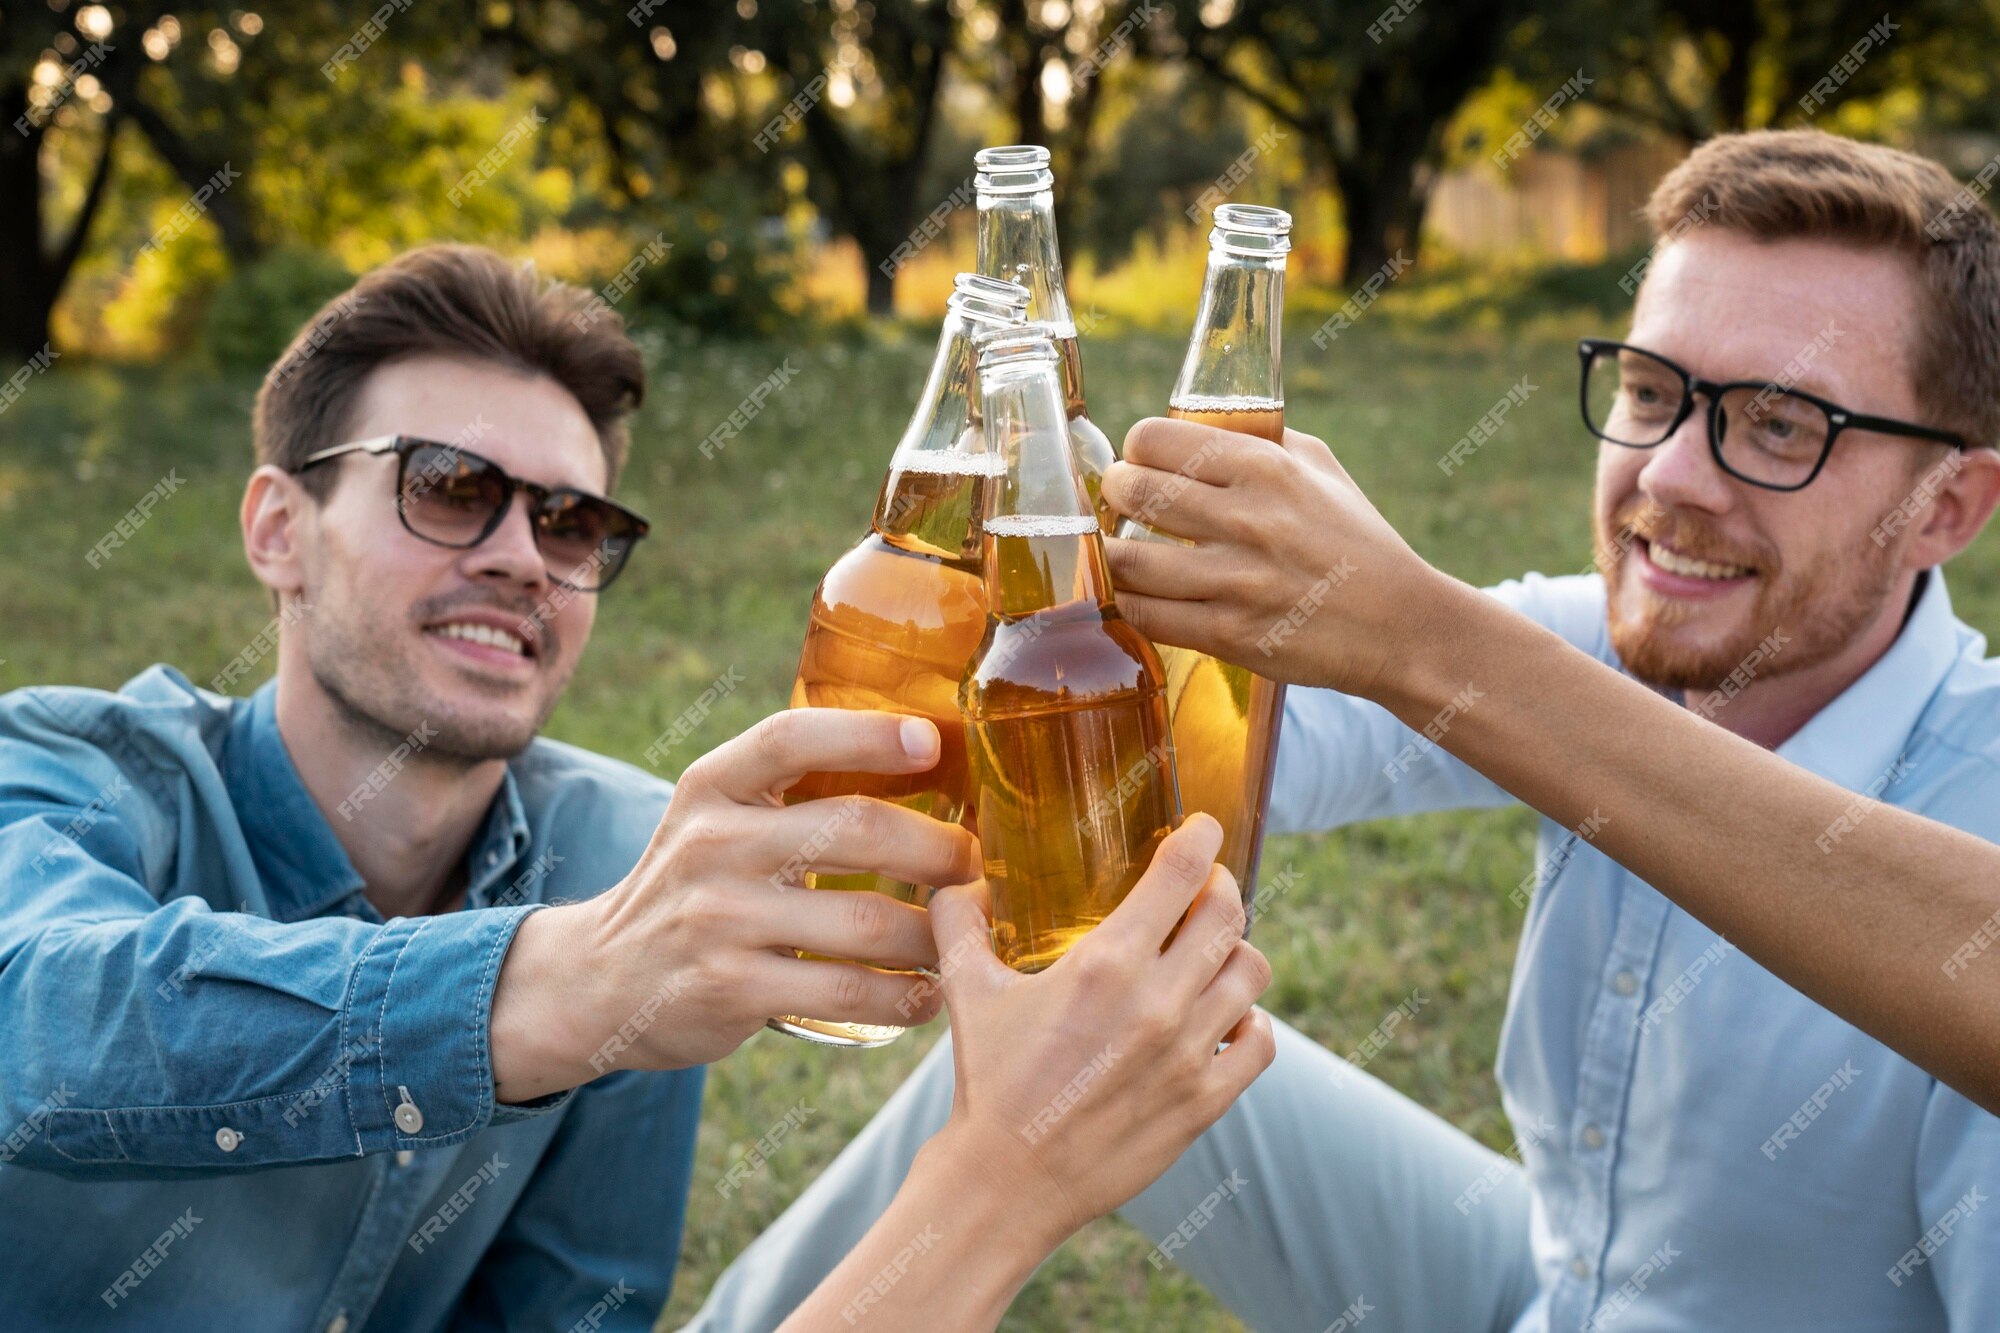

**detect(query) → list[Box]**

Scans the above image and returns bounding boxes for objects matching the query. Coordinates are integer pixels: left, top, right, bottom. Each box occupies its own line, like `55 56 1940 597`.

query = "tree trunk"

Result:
0 83 54 363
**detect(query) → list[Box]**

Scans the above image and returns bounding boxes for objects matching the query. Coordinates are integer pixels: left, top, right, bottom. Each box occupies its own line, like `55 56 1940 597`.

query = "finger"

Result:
1095 813 1226 955
925 879 1013 1005
742 879 941 970
1109 589 1238 661
1191 939 1274 1048
1124 416 1277 488
1159 865 1249 993
764 796 980 890
1101 458 1234 540
691 709 943 807
1209 1007 1277 1092
754 953 948 1030
1102 532 1234 602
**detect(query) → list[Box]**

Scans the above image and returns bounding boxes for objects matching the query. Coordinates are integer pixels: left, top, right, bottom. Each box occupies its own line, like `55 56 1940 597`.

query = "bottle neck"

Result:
979 359 1112 618
977 189 1091 412
1172 252 1285 408
870 310 1011 569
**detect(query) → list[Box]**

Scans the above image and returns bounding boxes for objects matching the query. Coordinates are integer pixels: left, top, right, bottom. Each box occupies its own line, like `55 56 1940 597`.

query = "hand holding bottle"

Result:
1102 417 1443 703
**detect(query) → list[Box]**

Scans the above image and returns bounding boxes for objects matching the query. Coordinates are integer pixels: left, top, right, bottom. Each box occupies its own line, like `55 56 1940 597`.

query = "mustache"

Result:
1603 499 1774 573
412 591 556 657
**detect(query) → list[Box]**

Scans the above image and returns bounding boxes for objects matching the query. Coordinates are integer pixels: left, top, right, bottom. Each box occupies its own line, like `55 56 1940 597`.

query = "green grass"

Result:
8 277 1995 1329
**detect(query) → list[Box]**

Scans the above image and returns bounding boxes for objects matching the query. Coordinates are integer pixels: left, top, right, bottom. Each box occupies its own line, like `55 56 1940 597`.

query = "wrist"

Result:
915 1121 1075 1278
489 899 615 1103
1358 566 1487 723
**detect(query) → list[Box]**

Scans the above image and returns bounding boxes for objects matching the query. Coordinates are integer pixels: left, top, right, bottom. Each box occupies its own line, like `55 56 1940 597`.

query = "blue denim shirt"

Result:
0 666 705 1331
1272 570 2000 1331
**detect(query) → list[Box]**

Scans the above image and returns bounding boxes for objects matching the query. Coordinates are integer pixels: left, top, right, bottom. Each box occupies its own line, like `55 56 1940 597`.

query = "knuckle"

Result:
1235 942 1274 997
750 711 796 769
841 793 881 838
832 964 871 1013
846 888 895 948
675 882 723 929
1158 839 1212 887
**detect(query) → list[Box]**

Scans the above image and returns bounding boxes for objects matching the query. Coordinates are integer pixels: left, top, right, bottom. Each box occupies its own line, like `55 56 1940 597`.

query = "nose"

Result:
1634 397 1738 518
462 489 550 592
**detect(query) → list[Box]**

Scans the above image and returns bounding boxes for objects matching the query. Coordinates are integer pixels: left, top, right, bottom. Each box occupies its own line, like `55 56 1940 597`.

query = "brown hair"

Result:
254 243 645 497
1644 128 2000 450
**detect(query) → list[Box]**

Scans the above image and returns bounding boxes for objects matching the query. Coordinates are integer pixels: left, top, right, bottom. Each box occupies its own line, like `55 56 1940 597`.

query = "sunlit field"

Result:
8 269 1995 1329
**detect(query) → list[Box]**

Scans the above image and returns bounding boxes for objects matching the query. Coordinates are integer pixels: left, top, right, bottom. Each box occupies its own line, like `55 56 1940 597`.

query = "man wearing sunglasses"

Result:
689 129 2000 1330
0 243 1277 1328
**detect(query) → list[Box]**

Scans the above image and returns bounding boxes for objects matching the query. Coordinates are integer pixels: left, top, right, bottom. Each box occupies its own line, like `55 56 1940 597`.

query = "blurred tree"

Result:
0 4 142 361
1165 0 1526 280
752 0 956 314
963 0 1156 243
1512 0 2000 139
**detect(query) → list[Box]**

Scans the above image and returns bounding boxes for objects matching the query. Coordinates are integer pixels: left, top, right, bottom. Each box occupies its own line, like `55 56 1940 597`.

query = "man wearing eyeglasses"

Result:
0 244 1276 1329
689 130 2000 1330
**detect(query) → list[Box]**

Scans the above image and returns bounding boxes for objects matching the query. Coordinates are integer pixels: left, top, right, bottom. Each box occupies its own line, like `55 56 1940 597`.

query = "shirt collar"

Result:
226 681 534 921
1772 569 1961 794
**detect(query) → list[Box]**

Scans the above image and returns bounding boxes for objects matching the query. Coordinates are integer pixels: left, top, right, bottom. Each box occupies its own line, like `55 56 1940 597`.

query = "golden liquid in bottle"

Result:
963 516 1180 973
1152 400 1288 902
773 456 998 1045
1055 336 1119 535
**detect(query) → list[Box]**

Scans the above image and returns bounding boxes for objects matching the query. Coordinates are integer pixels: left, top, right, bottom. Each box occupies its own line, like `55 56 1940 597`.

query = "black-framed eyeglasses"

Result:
1578 338 1965 492
295 435 650 591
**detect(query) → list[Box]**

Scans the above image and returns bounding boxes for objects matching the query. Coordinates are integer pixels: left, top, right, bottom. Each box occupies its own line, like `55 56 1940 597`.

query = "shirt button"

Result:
215 1126 243 1153
1570 1255 1590 1278
395 1149 415 1168
395 1085 425 1135
1581 1123 1605 1150
326 1313 349 1333
1612 970 1638 996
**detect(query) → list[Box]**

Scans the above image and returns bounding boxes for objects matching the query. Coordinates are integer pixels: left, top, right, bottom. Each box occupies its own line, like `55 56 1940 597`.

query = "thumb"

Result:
927 879 1012 1002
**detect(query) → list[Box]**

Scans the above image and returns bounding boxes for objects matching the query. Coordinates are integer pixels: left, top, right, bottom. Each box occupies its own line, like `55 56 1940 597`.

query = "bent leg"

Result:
684 1017 1537 1333
1116 1016 1539 1332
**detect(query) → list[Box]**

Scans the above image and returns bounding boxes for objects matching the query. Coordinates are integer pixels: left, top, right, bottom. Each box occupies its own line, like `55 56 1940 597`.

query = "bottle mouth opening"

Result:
950 273 1032 328
976 330 1061 375
975 144 1055 196
1208 203 1294 257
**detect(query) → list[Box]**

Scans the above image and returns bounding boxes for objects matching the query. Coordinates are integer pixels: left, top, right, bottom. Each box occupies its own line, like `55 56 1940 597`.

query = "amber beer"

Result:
767 274 1030 1047
962 332 1181 973
973 145 1118 531
1117 204 1294 915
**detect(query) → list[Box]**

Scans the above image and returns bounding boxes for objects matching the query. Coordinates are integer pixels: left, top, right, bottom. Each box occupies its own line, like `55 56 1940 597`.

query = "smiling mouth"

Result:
1642 538 1756 582
425 620 535 659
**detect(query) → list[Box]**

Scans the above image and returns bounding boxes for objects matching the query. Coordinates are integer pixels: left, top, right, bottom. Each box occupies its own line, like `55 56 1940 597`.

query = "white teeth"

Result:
1648 542 1751 580
430 622 528 656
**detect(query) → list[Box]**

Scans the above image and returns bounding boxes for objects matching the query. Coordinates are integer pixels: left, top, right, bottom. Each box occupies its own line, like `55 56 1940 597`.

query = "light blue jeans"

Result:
683 1015 1540 1332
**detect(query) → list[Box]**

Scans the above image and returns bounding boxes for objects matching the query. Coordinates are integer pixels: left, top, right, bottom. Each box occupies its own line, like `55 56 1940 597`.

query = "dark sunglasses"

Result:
295 435 650 591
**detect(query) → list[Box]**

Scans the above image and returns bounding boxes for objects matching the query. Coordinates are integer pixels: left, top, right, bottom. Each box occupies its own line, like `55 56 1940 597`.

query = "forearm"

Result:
779 1128 1055 1332
0 895 548 1175
1381 572 2000 1112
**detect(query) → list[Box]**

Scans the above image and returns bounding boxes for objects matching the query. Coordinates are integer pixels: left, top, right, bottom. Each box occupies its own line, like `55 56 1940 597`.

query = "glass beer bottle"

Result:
1116 204 1292 917
962 331 1181 973
973 145 1118 532
768 273 1030 1047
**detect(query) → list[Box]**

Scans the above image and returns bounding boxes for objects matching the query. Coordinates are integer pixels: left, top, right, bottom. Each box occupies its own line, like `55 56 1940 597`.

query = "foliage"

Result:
199 247 355 372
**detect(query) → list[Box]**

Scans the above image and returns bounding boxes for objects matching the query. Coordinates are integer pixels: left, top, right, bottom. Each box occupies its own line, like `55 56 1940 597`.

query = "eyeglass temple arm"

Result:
296 435 404 470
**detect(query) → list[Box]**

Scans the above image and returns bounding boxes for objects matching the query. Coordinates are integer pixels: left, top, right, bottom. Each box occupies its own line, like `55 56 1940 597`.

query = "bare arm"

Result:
782 815 1277 1331
1382 572 2000 1115
1102 416 2000 1114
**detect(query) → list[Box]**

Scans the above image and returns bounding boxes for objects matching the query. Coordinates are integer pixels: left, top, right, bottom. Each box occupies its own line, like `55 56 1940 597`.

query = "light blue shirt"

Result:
0 667 705 1331
1270 570 2000 1331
